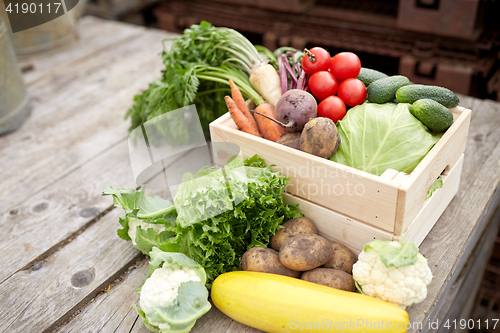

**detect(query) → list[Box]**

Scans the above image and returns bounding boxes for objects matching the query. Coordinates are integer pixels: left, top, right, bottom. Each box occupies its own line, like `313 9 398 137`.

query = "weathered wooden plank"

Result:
225 321 264 333
0 29 171 215
1 19 166 151
0 208 142 332
421 190 500 333
458 98 500 188
19 16 150 85
0 140 198 285
0 140 134 284
433 208 500 333
54 258 147 333
189 306 236 333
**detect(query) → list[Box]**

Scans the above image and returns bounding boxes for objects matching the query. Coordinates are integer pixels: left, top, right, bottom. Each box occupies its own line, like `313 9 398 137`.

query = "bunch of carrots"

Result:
225 79 283 142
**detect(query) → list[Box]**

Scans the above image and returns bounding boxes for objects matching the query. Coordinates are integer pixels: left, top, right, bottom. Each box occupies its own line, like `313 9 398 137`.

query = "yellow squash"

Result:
211 271 409 333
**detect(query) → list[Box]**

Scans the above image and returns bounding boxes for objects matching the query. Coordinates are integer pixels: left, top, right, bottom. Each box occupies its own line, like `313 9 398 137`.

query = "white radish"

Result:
249 63 282 107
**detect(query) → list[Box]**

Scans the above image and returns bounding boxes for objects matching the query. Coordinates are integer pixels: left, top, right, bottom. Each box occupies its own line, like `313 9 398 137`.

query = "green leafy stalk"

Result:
426 176 443 199
126 21 267 136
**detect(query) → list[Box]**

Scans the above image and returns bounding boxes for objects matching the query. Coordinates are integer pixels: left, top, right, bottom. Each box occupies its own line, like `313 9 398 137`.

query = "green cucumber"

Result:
357 67 389 86
410 99 453 133
396 84 459 107
367 75 410 104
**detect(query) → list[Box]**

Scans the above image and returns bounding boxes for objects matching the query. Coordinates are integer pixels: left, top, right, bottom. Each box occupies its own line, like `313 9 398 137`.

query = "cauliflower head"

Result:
133 248 211 333
352 240 432 308
140 264 202 330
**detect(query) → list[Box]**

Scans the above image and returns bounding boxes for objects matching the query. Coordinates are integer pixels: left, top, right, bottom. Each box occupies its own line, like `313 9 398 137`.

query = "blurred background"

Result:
83 0 500 101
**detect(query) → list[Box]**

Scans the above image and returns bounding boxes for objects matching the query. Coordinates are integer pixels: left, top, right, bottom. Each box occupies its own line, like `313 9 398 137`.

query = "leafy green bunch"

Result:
125 21 267 137
103 155 301 287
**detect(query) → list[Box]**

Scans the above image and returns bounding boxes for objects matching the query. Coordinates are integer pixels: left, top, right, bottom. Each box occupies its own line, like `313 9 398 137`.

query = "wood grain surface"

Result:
0 17 499 333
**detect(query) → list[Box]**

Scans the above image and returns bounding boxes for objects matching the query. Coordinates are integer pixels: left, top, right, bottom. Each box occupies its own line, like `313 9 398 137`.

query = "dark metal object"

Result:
0 15 31 135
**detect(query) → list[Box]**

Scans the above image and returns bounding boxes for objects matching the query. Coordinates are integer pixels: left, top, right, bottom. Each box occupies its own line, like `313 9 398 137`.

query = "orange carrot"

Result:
252 103 284 142
225 96 262 137
228 79 259 132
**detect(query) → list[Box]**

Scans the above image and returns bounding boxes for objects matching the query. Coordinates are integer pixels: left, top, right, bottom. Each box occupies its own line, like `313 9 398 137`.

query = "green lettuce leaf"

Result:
363 240 419 268
102 186 177 246
330 102 442 176
104 155 301 287
135 228 177 257
117 216 131 241
174 168 233 228
102 185 177 222
426 176 443 199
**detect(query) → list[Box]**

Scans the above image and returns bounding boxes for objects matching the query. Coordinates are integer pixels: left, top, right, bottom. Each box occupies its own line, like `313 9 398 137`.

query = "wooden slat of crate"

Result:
399 154 464 245
283 193 393 253
397 107 471 235
210 106 470 235
282 154 464 253
210 114 400 232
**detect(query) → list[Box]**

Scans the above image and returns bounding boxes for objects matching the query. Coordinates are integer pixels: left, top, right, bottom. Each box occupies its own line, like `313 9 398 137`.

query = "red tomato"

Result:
330 52 361 82
337 78 366 106
301 47 331 75
318 96 346 123
308 71 338 101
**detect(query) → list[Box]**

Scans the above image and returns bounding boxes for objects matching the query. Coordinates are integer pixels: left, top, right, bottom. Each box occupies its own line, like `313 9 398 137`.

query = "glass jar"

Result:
0 14 32 135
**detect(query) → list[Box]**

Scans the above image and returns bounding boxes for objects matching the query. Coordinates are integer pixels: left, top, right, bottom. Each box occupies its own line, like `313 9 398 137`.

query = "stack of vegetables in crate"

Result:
103 22 471 333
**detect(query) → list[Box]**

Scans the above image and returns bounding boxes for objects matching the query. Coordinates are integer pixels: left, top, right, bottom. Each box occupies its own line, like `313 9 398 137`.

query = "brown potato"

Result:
270 217 317 251
299 117 340 158
323 242 358 274
301 268 356 292
241 247 301 278
279 234 333 271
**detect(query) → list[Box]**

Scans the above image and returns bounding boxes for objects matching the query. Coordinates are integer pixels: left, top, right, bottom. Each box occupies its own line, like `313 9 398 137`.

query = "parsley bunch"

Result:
126 21 268 136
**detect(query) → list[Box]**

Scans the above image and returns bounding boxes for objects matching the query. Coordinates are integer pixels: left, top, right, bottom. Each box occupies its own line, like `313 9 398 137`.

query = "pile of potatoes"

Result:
240 217 358 292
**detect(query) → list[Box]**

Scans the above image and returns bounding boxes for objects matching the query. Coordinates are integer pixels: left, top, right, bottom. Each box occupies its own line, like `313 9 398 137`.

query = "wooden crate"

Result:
397 0 483 40
210 106 471 252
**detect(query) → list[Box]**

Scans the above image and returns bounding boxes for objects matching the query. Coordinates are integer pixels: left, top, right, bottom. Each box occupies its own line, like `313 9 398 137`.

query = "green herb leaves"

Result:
126 21 266 137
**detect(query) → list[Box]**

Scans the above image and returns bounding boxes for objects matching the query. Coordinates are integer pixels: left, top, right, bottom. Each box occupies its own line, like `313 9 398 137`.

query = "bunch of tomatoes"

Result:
301 47 366 123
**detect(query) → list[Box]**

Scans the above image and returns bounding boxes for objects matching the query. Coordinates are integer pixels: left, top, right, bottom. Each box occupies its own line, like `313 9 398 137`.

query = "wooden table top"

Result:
1 16 499 333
